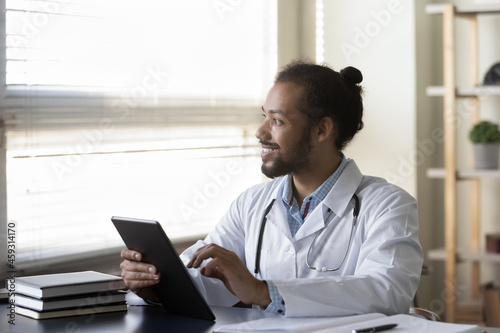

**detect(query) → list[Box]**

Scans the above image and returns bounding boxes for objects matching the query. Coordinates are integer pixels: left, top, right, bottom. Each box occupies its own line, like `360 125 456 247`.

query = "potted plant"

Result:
469 120 500 169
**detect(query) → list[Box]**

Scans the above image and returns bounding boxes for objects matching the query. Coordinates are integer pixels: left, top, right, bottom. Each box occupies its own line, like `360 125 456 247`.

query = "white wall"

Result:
321 0 441 311
414 0 445 314
323 0 417 197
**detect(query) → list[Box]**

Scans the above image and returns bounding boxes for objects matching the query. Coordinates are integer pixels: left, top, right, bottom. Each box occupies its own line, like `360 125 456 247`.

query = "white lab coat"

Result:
180 160 423 317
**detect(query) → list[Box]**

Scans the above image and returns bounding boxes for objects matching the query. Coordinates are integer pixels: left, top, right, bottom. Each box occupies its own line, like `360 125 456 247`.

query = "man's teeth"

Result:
263 148 278 153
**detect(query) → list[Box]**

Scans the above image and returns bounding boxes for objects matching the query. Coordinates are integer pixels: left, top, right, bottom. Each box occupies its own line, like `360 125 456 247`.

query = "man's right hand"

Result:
120 249 161 302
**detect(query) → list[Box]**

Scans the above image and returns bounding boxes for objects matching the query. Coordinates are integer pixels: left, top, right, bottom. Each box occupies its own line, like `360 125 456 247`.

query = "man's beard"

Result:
261 126 313 179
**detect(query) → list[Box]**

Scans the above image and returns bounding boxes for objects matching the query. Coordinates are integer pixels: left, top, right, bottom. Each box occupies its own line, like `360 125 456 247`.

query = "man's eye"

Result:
273 118 283 125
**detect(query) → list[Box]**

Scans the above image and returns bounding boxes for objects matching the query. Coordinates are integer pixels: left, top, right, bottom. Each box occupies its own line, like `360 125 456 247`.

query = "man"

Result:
120 60 423 317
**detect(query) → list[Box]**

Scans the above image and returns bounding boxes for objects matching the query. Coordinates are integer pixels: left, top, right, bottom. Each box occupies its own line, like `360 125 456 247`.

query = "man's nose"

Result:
255 120 270 141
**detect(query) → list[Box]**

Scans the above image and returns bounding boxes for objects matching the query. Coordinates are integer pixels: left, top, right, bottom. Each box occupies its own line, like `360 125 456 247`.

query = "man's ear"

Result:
315 117 335 143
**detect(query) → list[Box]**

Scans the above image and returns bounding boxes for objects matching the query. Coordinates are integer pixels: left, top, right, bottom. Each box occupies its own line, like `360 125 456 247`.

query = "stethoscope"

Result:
254 194 360 275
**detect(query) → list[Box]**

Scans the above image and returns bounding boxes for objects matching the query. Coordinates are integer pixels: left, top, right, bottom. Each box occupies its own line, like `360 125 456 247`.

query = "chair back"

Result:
409 307 442 322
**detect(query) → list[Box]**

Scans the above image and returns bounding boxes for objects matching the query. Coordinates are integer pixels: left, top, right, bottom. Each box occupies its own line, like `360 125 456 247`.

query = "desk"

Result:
2 305 500 333
0 304 274 333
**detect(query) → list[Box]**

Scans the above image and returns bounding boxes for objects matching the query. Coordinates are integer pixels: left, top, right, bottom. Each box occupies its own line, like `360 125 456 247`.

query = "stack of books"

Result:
11 270 128 319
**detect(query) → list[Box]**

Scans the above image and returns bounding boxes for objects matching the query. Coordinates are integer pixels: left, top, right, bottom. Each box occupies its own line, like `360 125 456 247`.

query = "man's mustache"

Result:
259 140 280 149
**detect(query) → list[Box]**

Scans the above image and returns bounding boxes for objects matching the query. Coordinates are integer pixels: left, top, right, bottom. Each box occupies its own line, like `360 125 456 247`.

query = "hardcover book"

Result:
13 290 126 311
12 271 126 299
0 288 8 302
15 303 128 320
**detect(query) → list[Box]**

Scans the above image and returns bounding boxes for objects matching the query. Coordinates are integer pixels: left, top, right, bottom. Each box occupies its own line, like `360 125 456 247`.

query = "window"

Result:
2 0 277 264
6 0 276 98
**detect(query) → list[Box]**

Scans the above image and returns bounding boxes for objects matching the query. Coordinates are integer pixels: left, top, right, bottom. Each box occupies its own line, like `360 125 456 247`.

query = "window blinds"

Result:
2 0 277 263
6 0 276 96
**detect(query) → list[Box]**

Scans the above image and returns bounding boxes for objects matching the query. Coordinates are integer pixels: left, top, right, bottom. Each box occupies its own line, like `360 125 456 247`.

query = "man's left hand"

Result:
186 243 271 308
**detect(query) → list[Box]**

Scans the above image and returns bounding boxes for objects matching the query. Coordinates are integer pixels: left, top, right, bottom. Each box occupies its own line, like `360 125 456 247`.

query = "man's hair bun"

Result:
340 66 363 85
274 60 364 151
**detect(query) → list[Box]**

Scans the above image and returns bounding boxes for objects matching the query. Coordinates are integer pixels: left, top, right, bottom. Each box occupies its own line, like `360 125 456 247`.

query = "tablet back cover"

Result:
111 216 215 321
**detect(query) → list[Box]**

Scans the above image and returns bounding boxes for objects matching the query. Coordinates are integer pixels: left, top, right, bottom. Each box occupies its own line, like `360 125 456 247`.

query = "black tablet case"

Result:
111 216 215 321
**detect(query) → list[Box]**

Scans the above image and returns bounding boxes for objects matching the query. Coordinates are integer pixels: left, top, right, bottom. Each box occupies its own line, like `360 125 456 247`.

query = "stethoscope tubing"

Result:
254 195 360 275
254 199 275 274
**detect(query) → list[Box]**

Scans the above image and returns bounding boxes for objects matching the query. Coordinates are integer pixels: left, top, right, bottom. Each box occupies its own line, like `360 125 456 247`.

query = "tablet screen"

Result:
111 216 216 321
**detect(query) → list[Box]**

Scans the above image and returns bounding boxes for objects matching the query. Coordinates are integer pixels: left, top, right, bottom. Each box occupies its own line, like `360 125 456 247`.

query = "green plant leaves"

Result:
469 120 500 143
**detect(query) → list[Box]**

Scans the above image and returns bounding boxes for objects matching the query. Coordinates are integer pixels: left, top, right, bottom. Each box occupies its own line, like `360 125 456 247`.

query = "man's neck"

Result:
291 154 342 207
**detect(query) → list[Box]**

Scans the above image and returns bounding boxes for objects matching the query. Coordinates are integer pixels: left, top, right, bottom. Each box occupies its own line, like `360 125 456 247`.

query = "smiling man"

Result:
120 60 423 317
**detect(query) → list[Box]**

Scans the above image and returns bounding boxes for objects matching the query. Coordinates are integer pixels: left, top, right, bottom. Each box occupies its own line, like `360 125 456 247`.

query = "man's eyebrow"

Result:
261 106 286 116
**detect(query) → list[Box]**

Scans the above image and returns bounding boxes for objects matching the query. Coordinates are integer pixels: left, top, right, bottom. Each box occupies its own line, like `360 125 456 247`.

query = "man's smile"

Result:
260 141 280 160
261 147 278 160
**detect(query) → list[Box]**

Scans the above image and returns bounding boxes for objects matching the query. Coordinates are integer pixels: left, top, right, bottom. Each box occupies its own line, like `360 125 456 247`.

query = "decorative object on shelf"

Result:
484 62 500 85
483 283 500 328
469 120 500 169
486 233 500 253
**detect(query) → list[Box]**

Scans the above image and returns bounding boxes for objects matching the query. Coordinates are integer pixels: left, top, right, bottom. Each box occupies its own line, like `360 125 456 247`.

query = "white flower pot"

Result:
473 143 500 169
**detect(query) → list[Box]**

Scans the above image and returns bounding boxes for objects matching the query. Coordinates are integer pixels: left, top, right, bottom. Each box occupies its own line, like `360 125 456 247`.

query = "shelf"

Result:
426 2 500 322
426 85 500 97
426 3 500 15
427 168 500 179
429 248 500 263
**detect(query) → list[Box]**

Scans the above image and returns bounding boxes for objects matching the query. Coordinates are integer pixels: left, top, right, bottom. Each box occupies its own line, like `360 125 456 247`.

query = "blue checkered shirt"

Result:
265 155 349 315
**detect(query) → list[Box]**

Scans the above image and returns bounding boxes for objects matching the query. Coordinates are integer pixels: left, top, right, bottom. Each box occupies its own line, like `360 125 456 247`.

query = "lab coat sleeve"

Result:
179 186 254 307
272 190 423 317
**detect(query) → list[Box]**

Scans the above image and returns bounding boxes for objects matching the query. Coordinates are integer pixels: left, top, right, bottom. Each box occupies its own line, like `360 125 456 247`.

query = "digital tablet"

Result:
111 216 216 321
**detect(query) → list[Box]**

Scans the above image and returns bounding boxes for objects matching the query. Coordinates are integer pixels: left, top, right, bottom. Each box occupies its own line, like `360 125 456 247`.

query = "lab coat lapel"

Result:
293 160 363 241
326 160 363 218
293 206 325 241
265 200 293 241
262 177 293 241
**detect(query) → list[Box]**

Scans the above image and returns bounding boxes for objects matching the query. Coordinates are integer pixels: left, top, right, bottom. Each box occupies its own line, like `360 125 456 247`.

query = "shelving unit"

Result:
427 168 500 180
425 3 500 323
426 86 500 97
428 248 500 264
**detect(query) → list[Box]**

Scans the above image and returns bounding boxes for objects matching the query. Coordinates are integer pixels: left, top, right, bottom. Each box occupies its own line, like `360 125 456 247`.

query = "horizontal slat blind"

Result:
8 127 263 262
6 0 277 98
2 0 277 263
3 105 263 132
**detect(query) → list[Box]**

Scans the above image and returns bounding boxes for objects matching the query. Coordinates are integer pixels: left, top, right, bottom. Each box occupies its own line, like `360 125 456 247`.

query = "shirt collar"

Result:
281 154 349 206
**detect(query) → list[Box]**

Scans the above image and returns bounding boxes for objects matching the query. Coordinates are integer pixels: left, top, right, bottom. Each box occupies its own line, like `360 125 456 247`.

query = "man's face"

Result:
255 82 313 179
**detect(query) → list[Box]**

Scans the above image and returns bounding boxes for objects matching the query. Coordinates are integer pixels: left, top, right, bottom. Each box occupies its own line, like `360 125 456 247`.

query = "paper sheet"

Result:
214 313 386 333
215 313 485 333
312 314 484 333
